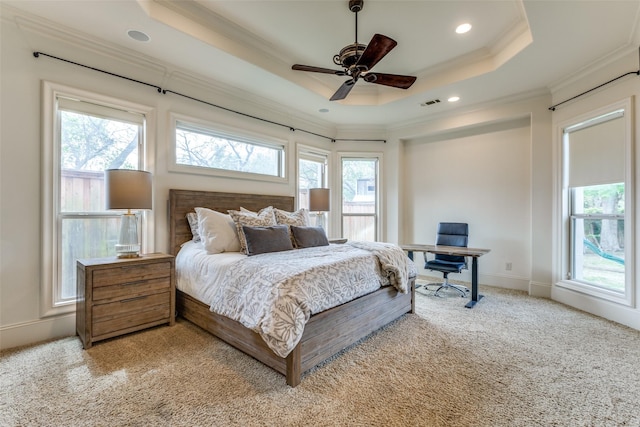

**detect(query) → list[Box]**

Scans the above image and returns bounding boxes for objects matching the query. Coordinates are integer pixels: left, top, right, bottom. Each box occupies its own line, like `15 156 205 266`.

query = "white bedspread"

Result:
176 241 416 358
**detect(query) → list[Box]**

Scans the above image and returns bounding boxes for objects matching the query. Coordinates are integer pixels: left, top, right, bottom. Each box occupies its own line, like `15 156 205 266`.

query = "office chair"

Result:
424 222 470 297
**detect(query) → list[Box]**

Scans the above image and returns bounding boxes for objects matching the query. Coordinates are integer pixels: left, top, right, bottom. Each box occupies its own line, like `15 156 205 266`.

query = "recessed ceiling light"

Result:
448 96 460 103
455 23 472 34
127 30 150 42
319 108 329 113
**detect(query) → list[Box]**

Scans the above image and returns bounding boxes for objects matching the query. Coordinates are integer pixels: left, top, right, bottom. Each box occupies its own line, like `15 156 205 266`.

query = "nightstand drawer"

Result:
93 304 171 338
93 261 171 288
92 291 170 336
92 277 170 302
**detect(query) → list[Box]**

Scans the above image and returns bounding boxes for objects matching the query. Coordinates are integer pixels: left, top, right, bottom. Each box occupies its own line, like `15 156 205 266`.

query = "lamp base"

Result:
115 248 140 259
314 212 325 229
115 213 140 258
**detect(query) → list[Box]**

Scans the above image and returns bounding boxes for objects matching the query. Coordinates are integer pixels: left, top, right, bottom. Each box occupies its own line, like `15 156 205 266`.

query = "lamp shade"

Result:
309 188 330 212
105 169 152 210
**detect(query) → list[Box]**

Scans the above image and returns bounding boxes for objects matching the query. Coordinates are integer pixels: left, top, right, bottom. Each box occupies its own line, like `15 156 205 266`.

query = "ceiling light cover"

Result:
455 23 472 34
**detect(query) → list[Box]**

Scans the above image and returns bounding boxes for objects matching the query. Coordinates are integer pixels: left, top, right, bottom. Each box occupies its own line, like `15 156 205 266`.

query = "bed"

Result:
169 189 415 386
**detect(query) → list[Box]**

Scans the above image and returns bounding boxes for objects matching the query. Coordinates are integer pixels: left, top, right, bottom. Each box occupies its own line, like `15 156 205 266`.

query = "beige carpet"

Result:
2 285 640 427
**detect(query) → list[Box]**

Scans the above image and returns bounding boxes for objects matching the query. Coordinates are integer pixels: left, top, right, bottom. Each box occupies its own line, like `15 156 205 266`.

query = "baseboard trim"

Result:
552 286 640 331
529 281 552 298
0 314 76 351
416 273 530 292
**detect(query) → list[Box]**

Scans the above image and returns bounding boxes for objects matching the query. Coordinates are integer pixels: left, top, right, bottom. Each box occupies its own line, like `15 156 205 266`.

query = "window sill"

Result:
555 279 632 307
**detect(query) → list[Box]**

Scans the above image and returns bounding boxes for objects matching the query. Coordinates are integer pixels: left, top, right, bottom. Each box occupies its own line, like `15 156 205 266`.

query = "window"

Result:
298 146 329 227
560 105 632 304
172 117 286 181
340 155 381 241
42 83 152 316
570 184 625 291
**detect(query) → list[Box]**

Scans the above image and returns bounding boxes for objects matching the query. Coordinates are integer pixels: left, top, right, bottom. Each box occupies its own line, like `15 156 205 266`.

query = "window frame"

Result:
42 81 155 317
169 113 288 183
297 144 330 229
555 98 634 307
338 152 383 242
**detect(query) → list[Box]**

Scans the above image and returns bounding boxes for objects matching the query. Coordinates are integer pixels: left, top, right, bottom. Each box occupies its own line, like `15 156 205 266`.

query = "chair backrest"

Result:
435 222 468 263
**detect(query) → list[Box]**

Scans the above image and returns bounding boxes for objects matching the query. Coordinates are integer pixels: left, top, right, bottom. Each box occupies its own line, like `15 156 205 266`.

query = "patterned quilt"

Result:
205 242 416 358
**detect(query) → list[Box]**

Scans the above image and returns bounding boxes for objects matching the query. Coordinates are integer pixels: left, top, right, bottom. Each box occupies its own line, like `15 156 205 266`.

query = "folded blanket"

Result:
347 240 417 293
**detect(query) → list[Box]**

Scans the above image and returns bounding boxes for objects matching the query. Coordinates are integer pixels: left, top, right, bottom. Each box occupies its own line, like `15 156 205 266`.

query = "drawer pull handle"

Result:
122 281 143 287
120 296 147 303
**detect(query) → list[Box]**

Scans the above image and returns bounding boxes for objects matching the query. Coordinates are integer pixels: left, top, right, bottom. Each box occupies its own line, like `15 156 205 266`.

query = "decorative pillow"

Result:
195 207 242 254
186 212 201 242
290 225 330 249
240 206 272 215
228 206 277 254
274 208 310 227
242 225 293 256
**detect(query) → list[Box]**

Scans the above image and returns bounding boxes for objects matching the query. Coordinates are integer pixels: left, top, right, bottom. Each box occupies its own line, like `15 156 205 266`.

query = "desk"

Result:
401 244 491 308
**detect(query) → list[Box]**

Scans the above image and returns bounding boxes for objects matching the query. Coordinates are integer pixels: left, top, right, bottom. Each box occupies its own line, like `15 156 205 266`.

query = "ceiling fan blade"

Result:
355 34 397 71
330 79 357 101
292 64 347 76
363 72 416 89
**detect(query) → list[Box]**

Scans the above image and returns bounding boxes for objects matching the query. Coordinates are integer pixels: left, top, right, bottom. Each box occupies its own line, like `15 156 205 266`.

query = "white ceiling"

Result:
4 0 640 127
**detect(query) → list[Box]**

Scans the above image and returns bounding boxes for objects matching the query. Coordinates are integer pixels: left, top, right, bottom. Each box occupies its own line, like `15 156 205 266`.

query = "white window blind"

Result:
566 112 624 187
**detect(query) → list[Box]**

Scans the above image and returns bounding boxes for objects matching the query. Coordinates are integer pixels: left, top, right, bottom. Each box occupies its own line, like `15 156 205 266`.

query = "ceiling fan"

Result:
292 0 417 101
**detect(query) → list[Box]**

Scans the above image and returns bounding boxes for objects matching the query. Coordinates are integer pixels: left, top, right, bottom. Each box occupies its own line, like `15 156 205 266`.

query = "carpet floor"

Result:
2 285 639 426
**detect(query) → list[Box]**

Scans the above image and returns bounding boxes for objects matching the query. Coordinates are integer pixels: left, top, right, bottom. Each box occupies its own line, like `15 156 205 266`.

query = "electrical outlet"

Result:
505 262 512 271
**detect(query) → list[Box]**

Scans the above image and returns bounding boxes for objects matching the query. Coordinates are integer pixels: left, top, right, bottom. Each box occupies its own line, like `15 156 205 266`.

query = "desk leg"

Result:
465 257 484 308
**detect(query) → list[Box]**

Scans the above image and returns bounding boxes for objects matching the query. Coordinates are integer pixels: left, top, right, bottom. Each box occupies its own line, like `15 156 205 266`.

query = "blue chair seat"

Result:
424 260 465 273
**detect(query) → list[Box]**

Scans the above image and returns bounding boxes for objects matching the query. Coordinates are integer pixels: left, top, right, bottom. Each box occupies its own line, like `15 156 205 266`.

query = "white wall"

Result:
403 118 532 289
385 95 553 294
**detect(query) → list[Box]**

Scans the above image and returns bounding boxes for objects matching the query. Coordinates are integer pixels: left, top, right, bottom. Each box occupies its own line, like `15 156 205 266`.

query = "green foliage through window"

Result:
175 121 284 177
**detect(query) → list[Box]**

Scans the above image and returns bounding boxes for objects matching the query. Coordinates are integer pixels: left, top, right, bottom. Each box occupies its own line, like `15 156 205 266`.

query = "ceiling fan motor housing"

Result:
334 43 367 69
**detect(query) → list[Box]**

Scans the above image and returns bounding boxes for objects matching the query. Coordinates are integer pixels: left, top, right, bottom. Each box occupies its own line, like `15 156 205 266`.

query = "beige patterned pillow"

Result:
274 208 310 227
186 212 201 242
228 206 277 254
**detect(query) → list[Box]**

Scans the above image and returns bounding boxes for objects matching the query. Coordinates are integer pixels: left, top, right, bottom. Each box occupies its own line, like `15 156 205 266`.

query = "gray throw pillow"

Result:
290 226 329 248
242 225 294 256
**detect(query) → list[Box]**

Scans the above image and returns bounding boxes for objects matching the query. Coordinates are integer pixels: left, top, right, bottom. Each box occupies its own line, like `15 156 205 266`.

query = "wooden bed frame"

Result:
168 189 415 387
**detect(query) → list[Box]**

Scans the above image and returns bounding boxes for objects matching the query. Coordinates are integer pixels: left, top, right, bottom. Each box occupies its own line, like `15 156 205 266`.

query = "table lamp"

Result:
309 188 330 229
105 169 152 258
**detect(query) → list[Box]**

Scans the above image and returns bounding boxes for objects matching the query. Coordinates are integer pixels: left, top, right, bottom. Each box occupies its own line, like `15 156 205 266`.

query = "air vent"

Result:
420 99 441 107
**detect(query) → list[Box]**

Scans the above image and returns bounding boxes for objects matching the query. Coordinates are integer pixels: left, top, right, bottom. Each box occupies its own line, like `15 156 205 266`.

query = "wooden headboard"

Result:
168 189 295 256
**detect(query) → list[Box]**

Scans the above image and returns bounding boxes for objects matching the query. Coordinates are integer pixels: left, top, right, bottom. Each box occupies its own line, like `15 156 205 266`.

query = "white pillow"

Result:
195 207 242 254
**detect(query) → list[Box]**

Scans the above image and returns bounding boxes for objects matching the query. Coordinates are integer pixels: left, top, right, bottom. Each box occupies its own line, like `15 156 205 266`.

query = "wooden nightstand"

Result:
76 253 175 349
